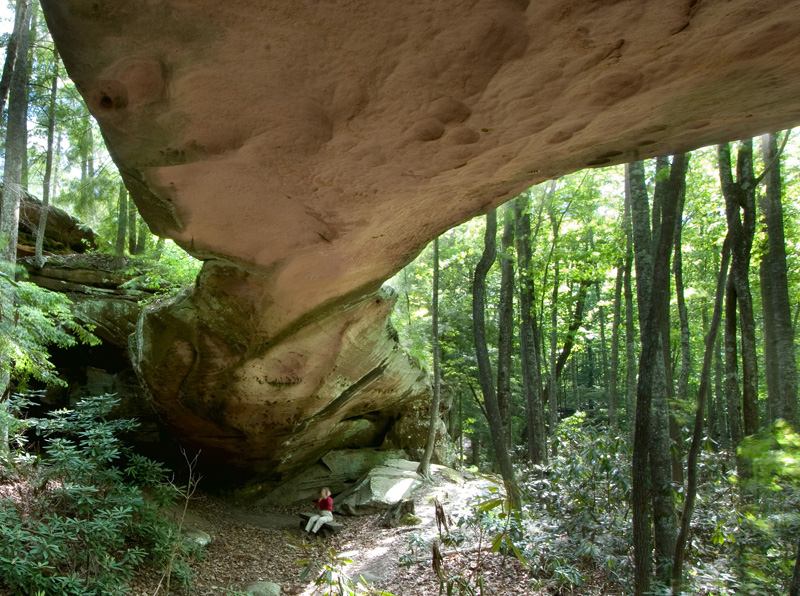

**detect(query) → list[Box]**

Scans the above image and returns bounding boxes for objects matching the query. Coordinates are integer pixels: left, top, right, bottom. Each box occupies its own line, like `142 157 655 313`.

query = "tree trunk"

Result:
760 247 781 424
0 0 32 117
418 236 441 479
496 205 515 448
724 280 744 450
718 141 759 440
628 155 684 594
672 235 731 594
609 259 623 429
154 236 166 260
1 0 33 264
624 186 637 434
572 356 579 406
19 3 37 191
760 132 799 428
135 219 149 255
472 211 519 507
701 304 717 443
112 182 128 269
671 156 690 486
34 48 60 268
128 198 138 255
549 255 559 441
0 0 33 411
595 282 610 405
714 329 727 448
514 194 547 464
542 280 592 414
87 118 95 178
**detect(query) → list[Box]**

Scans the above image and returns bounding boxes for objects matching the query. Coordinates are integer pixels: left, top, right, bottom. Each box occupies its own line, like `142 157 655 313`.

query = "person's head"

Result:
320 487 331 498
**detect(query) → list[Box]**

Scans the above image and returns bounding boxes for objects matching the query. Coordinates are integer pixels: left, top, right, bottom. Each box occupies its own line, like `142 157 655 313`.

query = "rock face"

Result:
40 1 800 484
20 255 167 454
258 448 408 506
335 459 424 516
130 273 431 485
13 191 97 257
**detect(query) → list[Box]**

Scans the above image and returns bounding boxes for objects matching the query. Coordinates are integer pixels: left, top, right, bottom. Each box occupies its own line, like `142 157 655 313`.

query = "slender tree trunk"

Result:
671 158 690 486
629 161 655 596
609 260 623 429
549 257 559 441
674 231 691 418
154 236 166 260
418 237 441 479
718 141 759 441
701 304 716 443
572 358 579 407
87 119 95 177
0 0 33 416
760 248 781 424
128 198 138 255
714 329 727 448
472 211 519 507
595 283 610 402
724 280 744 450
1 0 32 263
629 155 684 594
34 48 59 268
623 178 638 434
135 219 149 255
496 206 515 448
19 3 37 191
760 132 799 428
672 235 732 594
0 0 32 117
113 182 128 269
515 194 547 463
651 157 684 488
542 280 592 414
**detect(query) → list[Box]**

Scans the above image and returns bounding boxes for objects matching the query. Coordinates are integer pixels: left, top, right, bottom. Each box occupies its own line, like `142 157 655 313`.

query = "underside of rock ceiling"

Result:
41 0 800 486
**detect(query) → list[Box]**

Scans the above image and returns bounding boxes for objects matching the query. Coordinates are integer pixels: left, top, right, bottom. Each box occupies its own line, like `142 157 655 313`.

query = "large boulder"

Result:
130 279 430 485
335 459 424 516
21 254 151 346
40 0 800 485
256 448 407 506
15 192 97 256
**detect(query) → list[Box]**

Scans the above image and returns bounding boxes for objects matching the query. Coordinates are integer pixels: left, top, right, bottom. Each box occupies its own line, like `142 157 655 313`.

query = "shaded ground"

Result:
129 467 531 595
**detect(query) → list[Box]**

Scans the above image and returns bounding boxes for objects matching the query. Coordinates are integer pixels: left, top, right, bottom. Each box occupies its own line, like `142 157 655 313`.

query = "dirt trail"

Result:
130 467 529 595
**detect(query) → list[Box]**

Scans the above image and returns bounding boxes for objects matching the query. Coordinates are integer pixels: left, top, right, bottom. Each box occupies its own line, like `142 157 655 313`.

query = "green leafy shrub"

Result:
0 393 192 596
685 423 800 595
120 241 201 297
519 412 633 591
0 274 99 389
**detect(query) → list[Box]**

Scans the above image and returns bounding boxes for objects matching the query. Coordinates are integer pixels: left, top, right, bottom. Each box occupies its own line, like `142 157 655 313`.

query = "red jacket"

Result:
315 496 333 512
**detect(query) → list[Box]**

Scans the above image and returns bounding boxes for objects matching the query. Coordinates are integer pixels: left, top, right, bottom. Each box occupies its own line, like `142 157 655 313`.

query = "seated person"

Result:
304 487 333 534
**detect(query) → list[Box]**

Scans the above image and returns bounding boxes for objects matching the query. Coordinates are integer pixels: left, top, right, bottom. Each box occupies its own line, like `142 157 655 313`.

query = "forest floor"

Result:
128 466 535 596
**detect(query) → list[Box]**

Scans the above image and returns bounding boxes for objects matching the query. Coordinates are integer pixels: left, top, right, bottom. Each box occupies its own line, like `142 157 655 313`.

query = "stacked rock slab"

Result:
40 0 800 485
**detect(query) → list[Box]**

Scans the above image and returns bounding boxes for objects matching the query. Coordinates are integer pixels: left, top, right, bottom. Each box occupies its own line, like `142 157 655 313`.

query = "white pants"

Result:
305 510 333 533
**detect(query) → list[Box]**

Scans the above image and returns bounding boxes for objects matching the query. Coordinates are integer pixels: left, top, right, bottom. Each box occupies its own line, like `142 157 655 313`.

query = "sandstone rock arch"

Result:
41 0 800 486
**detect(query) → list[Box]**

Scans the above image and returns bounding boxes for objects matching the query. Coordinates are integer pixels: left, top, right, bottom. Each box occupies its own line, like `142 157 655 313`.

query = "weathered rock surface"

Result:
15 192 97 257
243 581 281 596
21 254 150 345
258 448 407 506
40 0 800 484
131 277 430 485
335 459 424 515
21 254 168 453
